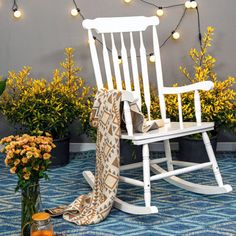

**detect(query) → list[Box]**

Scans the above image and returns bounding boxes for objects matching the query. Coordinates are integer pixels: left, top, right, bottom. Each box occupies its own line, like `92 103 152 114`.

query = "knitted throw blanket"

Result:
46 89 163 225
47 89 122 225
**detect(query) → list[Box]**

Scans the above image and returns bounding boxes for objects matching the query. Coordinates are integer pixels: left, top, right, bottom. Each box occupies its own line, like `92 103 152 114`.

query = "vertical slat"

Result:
88 30 103 89
152 26 166 120
194 90 201 125
130 32 142 109
111 33 122 90
178 93 183 129
102 34 113 89
120 33 131 91
139 31 151 121
111 33 133 135
143 144 151 207
123 101 133 136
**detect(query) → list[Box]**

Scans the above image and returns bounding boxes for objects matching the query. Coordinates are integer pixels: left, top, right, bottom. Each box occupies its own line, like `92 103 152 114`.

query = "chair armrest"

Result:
162 81 214 95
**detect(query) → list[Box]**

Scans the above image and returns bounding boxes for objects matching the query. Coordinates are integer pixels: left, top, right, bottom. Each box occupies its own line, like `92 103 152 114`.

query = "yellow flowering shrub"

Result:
0 48 93 139
151 27 236 131
0 133 55 191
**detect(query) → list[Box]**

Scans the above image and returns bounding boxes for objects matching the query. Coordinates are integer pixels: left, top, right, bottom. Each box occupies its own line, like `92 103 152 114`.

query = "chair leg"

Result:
142 144 151 207
202 132 224 187
164 140 174 171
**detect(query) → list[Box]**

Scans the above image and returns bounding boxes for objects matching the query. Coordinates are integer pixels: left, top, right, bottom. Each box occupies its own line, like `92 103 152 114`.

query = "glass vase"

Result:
21 182 41 236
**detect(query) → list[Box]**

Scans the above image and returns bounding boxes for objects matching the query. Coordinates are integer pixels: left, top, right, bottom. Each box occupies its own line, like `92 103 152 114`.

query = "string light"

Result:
118 56 122 64
71 0 85 19
190 1 197 9
185 1 191 9
172 31 180 40
13 10 22 18
71 8 79 16
185 0 197 9
12 0 22 19
124 0 132 3
149 53 155 63
156 7 164 17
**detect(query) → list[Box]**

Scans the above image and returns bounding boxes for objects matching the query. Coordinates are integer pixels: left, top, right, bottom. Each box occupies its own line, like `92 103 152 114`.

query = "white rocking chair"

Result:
82 16 232 215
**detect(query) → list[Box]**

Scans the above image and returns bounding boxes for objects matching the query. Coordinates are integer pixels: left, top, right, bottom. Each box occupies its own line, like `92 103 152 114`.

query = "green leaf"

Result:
0 79 7 96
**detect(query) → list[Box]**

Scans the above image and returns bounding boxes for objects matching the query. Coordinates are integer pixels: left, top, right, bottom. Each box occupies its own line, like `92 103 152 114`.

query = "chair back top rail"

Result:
82 16 159 33
83 16 164 122
83 16 215 133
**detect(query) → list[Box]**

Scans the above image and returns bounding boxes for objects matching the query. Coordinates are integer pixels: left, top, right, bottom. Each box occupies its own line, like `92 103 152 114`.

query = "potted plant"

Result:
0 48 92 167
0 133 55 235
150 27 236 162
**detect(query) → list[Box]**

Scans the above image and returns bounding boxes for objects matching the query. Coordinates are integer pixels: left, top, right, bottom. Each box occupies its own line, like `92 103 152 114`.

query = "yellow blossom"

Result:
33 165 39 171
44 145 52 152
20 150 26 155
15 149 21 154
10 166 17 174
14 159 20 166
4 158 10 166
26 151 33 159
34 152 41 158
23 173 31 180
22 157 28 164
5 145 12 151
43 153 51 160
6 151 14 159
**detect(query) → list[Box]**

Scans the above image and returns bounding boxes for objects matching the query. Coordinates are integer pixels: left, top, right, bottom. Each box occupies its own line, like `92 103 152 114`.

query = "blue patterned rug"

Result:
0 151 236 236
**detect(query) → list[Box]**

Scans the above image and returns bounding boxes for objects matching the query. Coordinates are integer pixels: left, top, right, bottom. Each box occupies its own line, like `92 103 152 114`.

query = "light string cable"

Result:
160 7 187 48
72 0 85 20
12 0 22 18
94 36 112 53
196 6 202 47
138 0 188 48
12 0 18 11
77 8 156 58
138 0 202 48
77 1 200 60
138 0 184 9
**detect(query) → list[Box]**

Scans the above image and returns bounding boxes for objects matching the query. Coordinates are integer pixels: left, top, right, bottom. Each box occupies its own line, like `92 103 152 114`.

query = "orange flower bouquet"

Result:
0 133 55 234
1 133 55 191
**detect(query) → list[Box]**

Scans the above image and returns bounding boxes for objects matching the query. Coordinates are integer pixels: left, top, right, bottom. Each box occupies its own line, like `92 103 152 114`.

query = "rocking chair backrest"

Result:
83 16 167 122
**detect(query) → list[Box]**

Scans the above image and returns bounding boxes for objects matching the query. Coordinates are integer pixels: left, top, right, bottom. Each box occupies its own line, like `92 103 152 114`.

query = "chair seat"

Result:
121 122 214 145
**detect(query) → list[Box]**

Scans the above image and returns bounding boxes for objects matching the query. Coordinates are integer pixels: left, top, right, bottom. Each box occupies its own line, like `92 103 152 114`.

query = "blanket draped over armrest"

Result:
46 89 163 225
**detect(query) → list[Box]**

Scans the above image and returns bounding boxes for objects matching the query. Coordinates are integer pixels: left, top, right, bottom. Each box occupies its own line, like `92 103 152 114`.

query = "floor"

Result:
0 151 236 236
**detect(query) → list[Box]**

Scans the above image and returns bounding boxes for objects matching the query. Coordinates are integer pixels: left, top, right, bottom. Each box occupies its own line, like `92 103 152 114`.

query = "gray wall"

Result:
0 0 235 141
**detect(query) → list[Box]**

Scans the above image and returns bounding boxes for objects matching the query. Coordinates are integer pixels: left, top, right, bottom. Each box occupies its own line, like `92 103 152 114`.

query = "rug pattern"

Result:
0 151 236 236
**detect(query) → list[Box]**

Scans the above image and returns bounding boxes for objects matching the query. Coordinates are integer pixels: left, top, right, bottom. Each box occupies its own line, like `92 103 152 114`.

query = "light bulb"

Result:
88 36 96 44
149 54 155 63
185 1 191 8
124 0 132 3
71 8 79 16
118 56 122 65
156 8 164 17
13 10 22 18
190 1 197 8
172 32 180 40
